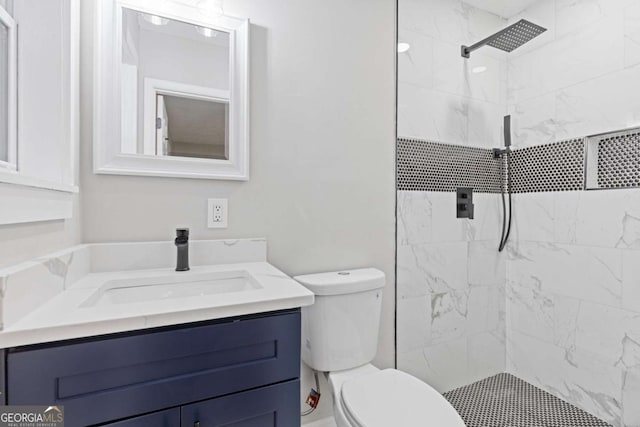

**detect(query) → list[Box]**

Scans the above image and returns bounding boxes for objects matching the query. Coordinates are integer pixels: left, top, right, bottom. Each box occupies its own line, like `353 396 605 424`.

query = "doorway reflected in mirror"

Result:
156 94 228 160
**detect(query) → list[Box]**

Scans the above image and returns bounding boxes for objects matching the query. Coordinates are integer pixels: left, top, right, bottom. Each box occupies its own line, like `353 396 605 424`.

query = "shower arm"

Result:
461 33 499 58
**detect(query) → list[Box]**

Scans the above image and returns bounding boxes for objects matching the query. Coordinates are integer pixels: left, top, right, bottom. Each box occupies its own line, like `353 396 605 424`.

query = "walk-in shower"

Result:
398 0 640 424
461 19 547 58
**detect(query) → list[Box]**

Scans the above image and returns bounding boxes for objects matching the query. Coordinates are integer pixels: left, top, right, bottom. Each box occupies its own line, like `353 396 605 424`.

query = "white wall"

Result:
80 0 396 423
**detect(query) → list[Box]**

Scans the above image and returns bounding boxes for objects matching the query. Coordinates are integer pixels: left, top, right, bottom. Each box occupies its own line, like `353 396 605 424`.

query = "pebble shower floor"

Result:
443 373 611 427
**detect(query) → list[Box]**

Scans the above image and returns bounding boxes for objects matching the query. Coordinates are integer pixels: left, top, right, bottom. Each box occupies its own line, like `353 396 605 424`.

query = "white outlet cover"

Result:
207 198 228 228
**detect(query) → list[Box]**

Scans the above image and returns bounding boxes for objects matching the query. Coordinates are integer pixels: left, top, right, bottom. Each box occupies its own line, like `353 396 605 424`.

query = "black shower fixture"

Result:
496 115 513 252
461 19 547 58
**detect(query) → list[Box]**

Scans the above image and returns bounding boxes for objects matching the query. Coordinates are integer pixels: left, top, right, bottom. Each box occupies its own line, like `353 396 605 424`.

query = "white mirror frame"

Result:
94 0 250 180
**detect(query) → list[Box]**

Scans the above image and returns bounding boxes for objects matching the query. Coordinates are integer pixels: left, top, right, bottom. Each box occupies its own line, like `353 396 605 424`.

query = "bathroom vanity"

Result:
4 310 300 426
0 239 314 427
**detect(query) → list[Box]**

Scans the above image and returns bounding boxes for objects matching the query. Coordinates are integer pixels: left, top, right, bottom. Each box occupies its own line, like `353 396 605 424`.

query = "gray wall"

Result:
80 0 396 422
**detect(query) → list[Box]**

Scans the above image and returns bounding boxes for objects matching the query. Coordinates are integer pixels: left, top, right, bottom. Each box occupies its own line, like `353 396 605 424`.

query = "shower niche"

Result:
585 127 640 190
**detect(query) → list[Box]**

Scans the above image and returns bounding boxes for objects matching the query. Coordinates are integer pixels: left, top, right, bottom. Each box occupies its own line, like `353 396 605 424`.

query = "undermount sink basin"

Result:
81 270 262 308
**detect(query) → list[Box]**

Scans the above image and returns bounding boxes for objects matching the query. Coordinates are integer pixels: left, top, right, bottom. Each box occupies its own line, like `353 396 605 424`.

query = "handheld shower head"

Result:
504 115 511 148
461 19 547 58
493 115 512 159
497 115 513 252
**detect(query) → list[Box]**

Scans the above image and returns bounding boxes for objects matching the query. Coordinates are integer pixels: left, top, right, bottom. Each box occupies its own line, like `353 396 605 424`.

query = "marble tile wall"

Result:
396 0 509 395
397 191 507 392
506 190 640 427
507 0 640 147
398 0 640 426
503 1 640 425
398 0 509 148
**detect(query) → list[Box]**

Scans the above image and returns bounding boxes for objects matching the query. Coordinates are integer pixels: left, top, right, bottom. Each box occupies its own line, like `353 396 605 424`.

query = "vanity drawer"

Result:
181 379 300 427
7 310 300 427
102 408 180 427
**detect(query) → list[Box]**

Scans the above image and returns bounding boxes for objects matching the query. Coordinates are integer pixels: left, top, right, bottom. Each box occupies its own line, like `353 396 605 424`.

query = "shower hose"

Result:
498 148 512 252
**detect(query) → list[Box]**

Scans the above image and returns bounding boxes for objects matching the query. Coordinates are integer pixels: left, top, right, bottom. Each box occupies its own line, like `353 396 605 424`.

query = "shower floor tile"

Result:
443 373 611 427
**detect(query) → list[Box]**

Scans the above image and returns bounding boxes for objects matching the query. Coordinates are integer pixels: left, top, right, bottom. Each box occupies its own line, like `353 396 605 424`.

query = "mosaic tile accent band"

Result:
397 137 586 193
397 138 502 193
444 373 611 427
596 129 640 189
509 139 585 193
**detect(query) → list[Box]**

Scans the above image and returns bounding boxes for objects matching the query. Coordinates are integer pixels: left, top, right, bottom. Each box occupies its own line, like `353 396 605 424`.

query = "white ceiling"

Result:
463 0 539 18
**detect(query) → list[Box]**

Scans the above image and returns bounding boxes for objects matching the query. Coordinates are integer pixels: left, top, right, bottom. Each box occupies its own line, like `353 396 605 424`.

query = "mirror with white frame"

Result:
95 0 249 180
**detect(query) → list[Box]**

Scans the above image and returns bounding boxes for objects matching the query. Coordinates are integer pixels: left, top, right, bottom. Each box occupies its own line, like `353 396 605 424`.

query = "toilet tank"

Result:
294 268 385 372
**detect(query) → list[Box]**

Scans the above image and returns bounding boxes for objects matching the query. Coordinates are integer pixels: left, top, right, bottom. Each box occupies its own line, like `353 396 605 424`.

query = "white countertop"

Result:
0 262 314 348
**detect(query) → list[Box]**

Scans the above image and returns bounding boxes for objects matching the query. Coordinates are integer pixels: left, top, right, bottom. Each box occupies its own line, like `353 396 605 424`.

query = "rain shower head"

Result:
461 19 547 58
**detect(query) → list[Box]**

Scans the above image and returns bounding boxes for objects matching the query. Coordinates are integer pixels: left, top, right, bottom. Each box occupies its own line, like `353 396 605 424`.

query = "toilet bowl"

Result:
295 269 466 427
329 364 465 427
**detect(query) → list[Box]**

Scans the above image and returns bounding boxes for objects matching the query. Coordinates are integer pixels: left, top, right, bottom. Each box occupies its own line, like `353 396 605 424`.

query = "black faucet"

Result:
175 228 190 271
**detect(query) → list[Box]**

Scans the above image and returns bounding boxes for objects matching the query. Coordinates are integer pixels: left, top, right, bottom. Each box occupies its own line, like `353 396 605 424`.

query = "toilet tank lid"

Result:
294 268 385 296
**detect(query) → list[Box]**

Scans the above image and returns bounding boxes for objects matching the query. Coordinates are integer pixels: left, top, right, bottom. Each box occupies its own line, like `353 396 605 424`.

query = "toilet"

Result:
295 268 465 427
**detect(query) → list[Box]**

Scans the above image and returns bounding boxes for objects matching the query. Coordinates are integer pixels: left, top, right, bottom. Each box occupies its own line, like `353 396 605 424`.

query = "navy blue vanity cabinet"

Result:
5 309 301 427
101 408 180 427
181 380 300 426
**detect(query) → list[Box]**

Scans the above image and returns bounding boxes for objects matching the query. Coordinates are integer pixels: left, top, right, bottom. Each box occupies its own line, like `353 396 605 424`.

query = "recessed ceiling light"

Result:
472 66 487 74
143 14 169 26
196 26 218 38
397 42 410 53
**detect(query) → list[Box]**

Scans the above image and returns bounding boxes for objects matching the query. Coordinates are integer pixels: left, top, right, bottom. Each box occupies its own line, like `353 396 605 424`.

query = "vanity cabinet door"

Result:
181 379 300 427
102 408 180 427
7 310 300 427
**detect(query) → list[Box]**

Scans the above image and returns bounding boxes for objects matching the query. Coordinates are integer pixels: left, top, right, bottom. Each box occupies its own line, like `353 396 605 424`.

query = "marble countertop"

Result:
0 241 314 349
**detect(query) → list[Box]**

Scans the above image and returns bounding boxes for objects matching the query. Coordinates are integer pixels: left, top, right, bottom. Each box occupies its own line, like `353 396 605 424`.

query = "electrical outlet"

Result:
207 198 228 228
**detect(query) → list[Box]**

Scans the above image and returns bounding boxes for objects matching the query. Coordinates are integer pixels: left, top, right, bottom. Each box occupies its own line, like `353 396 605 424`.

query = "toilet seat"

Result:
339 369 466 427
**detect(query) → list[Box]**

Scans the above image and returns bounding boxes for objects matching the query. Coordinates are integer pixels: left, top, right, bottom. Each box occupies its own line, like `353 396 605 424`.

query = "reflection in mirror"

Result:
120 7 230 160
157 94 228 160
0 1 14 167
0 19 8 163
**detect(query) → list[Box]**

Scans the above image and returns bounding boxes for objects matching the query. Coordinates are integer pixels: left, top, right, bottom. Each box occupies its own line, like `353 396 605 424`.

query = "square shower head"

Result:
488 19 547 52
461 19 547 58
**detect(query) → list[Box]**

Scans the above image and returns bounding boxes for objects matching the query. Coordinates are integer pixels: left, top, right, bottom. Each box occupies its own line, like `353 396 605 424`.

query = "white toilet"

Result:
295 268 466 427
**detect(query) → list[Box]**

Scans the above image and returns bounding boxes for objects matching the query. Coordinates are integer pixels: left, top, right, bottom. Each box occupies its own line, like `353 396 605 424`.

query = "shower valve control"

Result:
456 187 474 219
